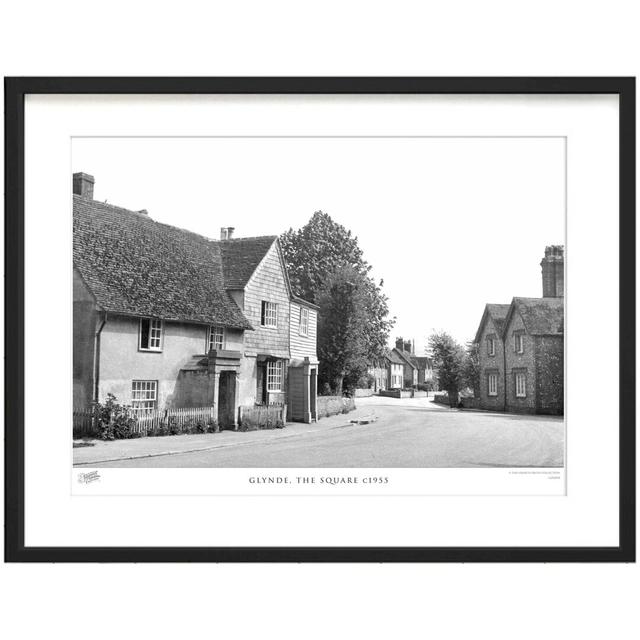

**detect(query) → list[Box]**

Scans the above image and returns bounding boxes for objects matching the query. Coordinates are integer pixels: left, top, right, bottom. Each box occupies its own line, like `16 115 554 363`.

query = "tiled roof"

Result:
219 236 277 289
73 195 254 329
485 303 511 334
387 350 406 365
474 303 511 344
392 348 417 368
510 297 564 335
411 356 433 369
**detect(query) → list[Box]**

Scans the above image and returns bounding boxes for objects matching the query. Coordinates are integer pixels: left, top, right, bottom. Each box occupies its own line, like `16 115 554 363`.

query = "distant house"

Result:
392 337 418 388
73 172 319 427
473 246 564 415
411 356 436 388
387 350 405 389
367 356 388 392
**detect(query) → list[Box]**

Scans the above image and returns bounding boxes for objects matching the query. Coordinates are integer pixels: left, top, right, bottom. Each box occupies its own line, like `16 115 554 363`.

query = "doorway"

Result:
217 371 236 429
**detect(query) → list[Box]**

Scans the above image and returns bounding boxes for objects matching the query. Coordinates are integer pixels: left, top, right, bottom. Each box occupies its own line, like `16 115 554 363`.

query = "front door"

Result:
217 372 236 429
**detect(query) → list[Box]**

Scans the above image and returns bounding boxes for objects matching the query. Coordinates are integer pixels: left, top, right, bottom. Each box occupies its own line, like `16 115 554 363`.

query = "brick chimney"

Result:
73 172 95 199
395 337 404 351
540 245 564 298
220 227 235 240
404 339 412 353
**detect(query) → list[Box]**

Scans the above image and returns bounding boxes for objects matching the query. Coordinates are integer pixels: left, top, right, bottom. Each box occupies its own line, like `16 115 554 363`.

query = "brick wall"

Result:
535 335 564 414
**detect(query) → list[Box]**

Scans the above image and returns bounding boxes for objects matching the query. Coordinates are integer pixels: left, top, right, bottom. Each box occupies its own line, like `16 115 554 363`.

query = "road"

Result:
92 396 565 468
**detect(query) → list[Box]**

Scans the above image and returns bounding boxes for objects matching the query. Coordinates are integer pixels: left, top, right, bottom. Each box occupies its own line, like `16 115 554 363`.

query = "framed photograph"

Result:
5 77 635 562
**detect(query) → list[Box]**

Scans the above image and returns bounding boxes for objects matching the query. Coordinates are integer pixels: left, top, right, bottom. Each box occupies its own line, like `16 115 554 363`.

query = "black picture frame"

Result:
4 77 635 563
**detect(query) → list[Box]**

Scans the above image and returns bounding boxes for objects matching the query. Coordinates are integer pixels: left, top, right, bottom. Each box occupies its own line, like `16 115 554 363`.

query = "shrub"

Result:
95 394 138 440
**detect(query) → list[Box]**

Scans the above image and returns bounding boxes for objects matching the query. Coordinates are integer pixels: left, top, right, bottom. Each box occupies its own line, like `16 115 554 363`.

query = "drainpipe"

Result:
93 310 107 404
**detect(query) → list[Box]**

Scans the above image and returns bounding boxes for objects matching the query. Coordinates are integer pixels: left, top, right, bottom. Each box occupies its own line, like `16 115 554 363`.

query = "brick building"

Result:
473 246 564 415
73 173 319 427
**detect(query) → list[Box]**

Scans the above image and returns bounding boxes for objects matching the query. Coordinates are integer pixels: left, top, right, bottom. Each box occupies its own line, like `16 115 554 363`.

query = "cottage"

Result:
411 356 436 389
473 246 564 415
73 173 319 427
393 338 418 388
387 350 405 389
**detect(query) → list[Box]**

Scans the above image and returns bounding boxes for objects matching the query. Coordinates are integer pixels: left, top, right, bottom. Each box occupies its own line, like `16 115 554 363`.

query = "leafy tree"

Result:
428 332 466 407
315 266 370 395
463 341 480 397
280 211 395 390
280 211 369 301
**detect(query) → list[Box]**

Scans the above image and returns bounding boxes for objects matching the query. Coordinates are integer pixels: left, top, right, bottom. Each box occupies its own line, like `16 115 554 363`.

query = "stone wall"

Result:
316 396 356 418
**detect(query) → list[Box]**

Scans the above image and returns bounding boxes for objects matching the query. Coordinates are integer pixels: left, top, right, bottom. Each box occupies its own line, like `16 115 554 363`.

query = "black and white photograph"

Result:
6 77 632 563
72 136 565 473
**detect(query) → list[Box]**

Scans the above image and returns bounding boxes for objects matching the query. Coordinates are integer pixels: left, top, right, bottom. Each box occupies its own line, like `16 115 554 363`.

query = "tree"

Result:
280 211 369 302
315 266 370 395
280 211 395 390
428 332 466 408
463 341 480 397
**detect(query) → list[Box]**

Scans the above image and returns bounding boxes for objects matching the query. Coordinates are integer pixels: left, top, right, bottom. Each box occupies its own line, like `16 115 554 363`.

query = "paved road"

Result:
94 396 565 468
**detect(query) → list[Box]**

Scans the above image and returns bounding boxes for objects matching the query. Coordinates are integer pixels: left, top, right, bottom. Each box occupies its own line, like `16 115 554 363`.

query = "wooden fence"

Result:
73 405 217 438
238 404 287 430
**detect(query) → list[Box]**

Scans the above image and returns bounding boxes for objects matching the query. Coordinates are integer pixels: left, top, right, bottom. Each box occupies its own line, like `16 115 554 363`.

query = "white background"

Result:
1 2 638 639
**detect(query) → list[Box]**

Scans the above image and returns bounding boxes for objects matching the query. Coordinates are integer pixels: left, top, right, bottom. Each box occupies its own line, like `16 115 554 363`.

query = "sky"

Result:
72 136 565 353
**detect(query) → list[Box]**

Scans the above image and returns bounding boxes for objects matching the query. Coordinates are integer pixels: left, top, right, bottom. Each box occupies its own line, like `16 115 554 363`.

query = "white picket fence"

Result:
133 406 217 436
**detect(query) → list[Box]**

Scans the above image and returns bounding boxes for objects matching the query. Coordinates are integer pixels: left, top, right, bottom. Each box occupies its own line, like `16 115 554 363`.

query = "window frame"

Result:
261 301 278 328
299 306 309 336
208 325 225 352
139 317 163 352
514 331 525 354
266 360 283 392
487 335 496 356
515 372 527 398
487 373 498 397
131 380 158 414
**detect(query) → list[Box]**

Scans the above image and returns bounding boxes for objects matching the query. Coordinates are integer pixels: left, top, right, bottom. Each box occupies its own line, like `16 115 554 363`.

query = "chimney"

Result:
73 172 95 199
540 245 564 298
404 340 412 353
395 337 404 351
220 227 235 240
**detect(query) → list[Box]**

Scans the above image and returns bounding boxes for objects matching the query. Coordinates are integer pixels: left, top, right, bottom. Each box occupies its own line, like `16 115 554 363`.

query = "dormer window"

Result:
139 318 163 352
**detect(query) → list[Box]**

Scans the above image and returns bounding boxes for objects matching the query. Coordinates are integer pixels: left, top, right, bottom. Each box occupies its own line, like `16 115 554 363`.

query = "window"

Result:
261 301 278 328
131 380 157 414
488 373 498 397
208 326 224 351
139 318 162 351
487 336 495 356
266 361 283 392
299 307 309 336
514 332 525 354
515 372 527 398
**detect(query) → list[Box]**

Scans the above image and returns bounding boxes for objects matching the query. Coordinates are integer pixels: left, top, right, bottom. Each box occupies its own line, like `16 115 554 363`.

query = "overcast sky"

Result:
73 136 565 353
